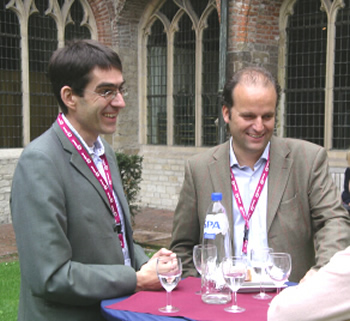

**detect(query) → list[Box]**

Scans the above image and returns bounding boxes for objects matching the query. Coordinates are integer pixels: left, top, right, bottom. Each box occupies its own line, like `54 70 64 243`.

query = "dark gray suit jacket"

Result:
10 121 149 321
170 136 350 282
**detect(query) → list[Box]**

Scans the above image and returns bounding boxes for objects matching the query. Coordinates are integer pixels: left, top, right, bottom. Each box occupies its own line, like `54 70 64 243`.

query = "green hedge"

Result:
116 152 143 222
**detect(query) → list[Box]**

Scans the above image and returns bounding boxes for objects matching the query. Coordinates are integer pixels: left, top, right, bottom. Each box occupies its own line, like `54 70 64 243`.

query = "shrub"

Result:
116 152 143 223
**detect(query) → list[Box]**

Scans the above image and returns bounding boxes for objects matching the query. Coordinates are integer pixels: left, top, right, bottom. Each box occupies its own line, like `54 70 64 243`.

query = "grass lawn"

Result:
0 260 20 321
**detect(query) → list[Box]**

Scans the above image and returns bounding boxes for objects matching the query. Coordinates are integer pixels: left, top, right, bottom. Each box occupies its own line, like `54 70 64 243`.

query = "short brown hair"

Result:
222 66 280 109
48 39 123 114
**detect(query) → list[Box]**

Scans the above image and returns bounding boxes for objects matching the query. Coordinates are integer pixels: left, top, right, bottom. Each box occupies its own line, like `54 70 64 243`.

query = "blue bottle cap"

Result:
211 192 222 201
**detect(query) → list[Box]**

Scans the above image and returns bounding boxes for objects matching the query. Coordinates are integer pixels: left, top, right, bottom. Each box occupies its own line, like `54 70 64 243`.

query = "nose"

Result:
110 93 126 108
253 117 264 132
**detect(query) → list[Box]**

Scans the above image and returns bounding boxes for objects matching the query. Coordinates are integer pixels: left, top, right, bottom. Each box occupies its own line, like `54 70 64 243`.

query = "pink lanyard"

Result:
230 155 270 254
57 114 124 248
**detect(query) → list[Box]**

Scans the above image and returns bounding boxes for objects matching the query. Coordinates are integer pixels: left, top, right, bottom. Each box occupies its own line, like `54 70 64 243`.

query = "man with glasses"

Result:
10 39 174 321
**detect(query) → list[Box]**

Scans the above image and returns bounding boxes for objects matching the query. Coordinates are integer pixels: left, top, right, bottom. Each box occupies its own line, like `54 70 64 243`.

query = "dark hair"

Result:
48 39 123 114
222 66 280 109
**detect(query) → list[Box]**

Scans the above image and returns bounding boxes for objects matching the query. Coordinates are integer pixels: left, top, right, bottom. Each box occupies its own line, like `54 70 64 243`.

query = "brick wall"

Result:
226 0 283 78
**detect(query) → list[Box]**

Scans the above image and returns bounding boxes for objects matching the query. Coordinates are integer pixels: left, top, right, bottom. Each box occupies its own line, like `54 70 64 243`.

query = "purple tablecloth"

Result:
102 277 277 321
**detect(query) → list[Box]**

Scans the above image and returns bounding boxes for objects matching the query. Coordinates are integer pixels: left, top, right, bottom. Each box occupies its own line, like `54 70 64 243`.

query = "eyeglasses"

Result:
85 86 128 102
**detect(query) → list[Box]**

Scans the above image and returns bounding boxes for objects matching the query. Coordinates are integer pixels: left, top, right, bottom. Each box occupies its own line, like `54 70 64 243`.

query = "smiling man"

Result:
10 39 173 321
170 66 350 283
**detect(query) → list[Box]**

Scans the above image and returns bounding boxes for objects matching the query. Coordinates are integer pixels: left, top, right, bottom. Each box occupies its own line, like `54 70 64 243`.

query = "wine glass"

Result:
250 247 273 300
266 252 292 294
156 256 182 313
193 244 217 294
222 256 247 313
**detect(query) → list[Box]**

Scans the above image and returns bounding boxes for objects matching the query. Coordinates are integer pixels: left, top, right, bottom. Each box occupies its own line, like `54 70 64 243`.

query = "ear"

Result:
61 86 78 112
222 105 230 123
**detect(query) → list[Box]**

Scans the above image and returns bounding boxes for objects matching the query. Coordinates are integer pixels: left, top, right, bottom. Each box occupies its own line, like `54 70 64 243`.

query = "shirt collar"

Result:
61 114 105 157
229 136 270 169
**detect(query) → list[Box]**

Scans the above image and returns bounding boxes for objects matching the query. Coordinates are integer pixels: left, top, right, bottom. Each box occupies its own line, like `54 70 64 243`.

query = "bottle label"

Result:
203 213 229 239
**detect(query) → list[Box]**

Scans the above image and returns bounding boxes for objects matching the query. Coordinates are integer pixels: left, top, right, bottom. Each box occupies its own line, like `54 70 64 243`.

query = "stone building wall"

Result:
138 145 346 211
138 145 208 210
111 0 150 154
0 150 21 224
0 0 347 224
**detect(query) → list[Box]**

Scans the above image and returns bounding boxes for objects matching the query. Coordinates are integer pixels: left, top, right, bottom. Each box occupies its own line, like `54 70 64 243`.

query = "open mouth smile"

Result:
248 133 264 139
103 113 117 118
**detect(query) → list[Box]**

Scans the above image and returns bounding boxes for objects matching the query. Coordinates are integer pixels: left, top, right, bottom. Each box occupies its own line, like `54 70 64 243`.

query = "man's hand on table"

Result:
135 248 176 292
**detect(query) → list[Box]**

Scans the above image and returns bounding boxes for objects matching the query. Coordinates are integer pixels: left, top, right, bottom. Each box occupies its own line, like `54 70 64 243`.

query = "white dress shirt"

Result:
229 137 270 256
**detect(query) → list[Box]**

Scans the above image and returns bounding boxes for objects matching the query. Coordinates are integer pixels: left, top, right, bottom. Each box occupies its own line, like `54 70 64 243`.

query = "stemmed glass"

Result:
266 252 292 294
250 247 273 300
156 256 182 313
222 256 247 313
193 244 217 295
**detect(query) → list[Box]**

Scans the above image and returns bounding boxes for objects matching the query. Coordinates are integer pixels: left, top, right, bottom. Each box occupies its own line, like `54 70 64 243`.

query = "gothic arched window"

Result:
142 0 220 147
281 0 350 150
0 0 97 147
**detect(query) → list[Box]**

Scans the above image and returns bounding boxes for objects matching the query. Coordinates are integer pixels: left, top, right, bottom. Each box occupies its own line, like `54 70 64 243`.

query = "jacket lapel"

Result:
208 141 234 241
53 122 111 212
267 136 293 231
208 138 294 244
54 122 135 263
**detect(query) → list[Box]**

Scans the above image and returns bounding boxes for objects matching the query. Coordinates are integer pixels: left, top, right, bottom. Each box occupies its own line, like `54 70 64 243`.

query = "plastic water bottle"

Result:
201 192 232 304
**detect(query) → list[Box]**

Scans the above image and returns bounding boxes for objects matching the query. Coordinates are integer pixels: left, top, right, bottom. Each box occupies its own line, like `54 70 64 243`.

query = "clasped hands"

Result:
136 248 176 292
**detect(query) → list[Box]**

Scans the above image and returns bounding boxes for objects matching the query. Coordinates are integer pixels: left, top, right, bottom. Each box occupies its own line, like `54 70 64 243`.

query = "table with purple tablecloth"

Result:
101 277 281 321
